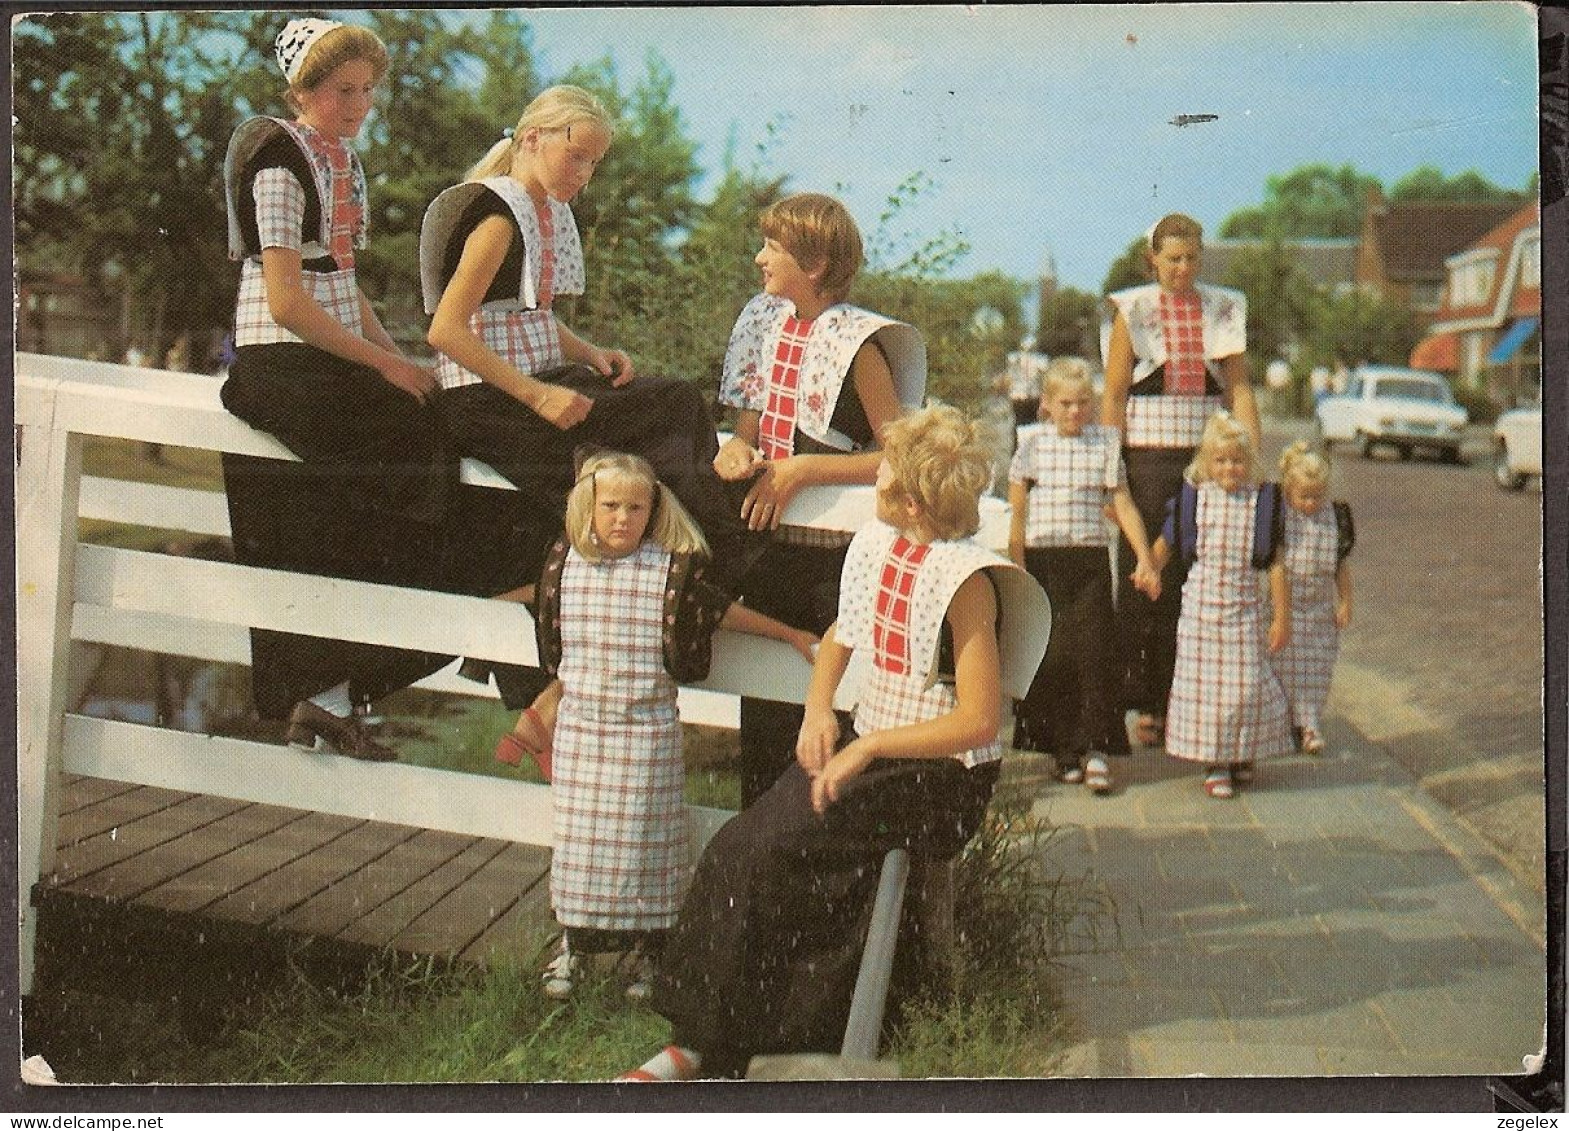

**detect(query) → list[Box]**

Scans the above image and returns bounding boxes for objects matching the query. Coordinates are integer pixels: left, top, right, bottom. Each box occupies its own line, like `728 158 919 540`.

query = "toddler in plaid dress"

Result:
1269 442 1355 756
621 405 1051 1081
532 453 816 1002
1008 358 1161 793
1153 412 1293 800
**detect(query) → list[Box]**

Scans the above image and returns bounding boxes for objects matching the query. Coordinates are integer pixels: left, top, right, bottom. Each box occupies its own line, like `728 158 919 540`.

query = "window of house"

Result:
1521 236 1540 289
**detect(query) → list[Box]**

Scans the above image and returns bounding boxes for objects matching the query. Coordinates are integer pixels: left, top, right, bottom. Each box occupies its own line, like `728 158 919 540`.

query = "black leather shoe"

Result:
286 701 397 763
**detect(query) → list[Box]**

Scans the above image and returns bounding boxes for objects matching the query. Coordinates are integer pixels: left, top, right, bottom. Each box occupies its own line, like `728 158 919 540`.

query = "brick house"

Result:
1414 202 1541 401
1354 186 1521 328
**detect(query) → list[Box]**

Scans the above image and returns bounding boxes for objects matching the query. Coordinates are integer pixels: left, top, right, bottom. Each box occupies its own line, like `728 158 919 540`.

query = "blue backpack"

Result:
1166 480 1284 570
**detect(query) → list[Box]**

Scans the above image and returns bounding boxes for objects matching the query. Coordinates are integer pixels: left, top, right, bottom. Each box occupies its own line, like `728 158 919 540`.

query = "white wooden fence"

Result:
14 352 1013 993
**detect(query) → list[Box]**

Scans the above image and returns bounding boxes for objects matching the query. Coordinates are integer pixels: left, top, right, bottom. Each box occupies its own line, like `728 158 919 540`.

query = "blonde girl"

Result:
220 18 451 762
532 453 816 1002
1153 412 1293 799
1102 213 1260 749
1008 358 1161 792
420 86 745 762
1271 442 1355 755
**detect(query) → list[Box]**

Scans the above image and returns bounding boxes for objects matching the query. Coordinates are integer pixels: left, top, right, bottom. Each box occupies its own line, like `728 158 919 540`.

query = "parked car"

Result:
1314 366 1469 462
1492 405 1542 490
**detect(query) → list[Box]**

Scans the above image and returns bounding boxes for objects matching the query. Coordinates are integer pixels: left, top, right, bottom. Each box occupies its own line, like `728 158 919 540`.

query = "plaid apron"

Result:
1270 505 1342 732
550 541 686 930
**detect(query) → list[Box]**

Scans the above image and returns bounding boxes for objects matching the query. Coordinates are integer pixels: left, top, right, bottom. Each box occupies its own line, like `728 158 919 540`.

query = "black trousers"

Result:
1014 545 1129 763
733 540 849 807
1117 446 1194 718
653 757 998 1077
219 344 459 719
438 368 771 709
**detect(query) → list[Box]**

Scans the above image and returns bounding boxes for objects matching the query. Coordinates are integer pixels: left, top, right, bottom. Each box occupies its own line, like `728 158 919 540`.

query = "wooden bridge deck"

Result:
37 774 558 974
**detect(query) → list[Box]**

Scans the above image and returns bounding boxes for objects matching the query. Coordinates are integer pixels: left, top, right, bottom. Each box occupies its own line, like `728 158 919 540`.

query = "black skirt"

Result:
1117 446 1194 716
653 756 999 1076
1013 545 1129 761
219 343 459 717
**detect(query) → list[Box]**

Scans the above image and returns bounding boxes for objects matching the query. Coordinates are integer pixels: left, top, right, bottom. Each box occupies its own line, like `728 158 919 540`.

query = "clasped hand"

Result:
796 710 873 814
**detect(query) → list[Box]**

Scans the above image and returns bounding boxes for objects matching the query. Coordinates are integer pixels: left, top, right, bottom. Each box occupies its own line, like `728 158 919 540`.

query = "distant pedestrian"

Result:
1152 412 1292 799
1269 442 1354 756
1008 357 1161 793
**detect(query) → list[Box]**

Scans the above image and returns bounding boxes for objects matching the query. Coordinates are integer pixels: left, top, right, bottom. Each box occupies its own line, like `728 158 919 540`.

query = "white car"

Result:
1492 406 1542 490
1314 366 1470 463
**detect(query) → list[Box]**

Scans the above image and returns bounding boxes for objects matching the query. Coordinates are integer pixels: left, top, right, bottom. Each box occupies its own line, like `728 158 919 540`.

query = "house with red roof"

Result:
1413 202 1541 400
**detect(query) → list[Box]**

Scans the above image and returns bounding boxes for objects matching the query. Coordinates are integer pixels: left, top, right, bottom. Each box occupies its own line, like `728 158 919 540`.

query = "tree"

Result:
1219 163 1381 239
1101 235 1147 296
1035 286 1100 361
1306 288 1420 371
1388 165 1526 203
1222 235 1318 376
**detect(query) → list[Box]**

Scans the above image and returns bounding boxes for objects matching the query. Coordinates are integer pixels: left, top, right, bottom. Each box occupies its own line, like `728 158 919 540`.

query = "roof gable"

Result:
1369 200 1523 280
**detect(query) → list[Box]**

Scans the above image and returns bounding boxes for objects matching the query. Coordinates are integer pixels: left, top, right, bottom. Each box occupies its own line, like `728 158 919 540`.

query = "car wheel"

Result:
1441 444 1467 466
1494 442 1527 490
1357 431 1375 459
1396 444 1412 461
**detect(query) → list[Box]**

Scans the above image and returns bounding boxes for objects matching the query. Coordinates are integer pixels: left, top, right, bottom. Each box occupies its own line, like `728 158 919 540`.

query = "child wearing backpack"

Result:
1271 441 1354 756
1152 412 1293 799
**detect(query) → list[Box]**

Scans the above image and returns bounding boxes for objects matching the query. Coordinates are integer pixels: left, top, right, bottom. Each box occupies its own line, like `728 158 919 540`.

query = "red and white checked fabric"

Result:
1164 483 1292 765
1009 423 1125 547
1124 394 1225 450
550 540 687 930
871 536 930 675
1159 289 1208 395
298 128 361 268
434 307 564 391
233 168 362 347
757 316 814 460
1269 504 1342 732
841 525 1004 768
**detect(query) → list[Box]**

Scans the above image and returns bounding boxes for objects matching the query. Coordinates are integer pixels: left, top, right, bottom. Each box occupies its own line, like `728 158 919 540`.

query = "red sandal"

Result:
494 707 553 780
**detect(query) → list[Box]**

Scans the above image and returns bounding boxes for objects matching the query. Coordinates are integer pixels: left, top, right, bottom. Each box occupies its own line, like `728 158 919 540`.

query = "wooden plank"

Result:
344 837 510 950
276 828 480 940
56 783 194 846
58 775 151 816
135 807 354 917
202 818 420 928
79 476 230 538
47 793 251 890
457 865 556 965
64 802 303 905
386 840 551 957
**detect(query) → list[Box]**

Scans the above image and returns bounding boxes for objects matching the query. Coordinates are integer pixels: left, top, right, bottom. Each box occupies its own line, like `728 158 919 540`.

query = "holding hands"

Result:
739 457 808 531
1130 556 1162 601
714 436 763 481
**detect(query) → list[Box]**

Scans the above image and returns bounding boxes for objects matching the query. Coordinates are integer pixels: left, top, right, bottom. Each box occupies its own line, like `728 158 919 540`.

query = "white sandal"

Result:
1084 755 1112 794
1203 768 1234 799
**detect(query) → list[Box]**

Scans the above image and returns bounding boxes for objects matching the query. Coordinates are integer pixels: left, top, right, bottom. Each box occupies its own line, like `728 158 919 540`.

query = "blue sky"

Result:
448 2 1539 294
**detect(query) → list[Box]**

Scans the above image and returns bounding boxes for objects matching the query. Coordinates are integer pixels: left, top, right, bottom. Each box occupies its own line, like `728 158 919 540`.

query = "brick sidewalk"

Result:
1034 711 1546 1078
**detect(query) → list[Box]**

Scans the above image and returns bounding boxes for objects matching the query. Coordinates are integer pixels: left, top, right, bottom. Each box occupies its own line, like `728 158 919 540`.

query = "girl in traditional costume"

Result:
533 453 816 1001
1008 357 1161 794
421 86 749 762
220 18 450 762
1270 442 1355 756
1153 413 1293 799
1102 213 1261 750
712 193 926 805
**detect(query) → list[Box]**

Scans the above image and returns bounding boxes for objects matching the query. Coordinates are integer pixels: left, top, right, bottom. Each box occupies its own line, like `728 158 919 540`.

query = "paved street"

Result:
1035 417 1548 1078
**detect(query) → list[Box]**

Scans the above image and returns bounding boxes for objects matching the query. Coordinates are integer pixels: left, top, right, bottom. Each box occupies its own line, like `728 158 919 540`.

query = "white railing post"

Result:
14 385 85 995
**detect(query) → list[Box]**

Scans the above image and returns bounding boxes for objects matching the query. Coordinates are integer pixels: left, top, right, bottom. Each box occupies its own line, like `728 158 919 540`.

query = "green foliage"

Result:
1100 235 1148 295
1221 234 1319 374
1035 286 1101 361
1304 286 1421 370
1389 164 1528 203
1218 162 1381 239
